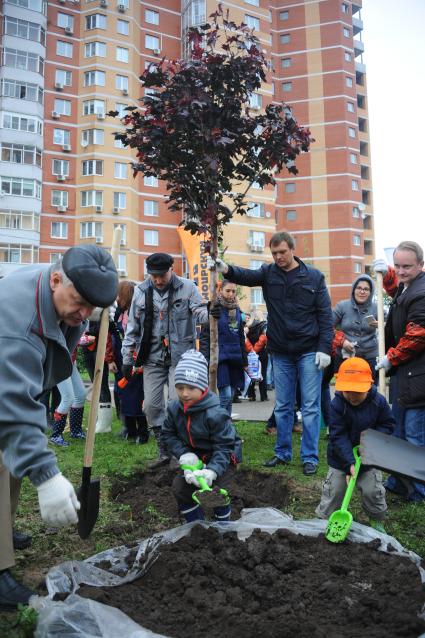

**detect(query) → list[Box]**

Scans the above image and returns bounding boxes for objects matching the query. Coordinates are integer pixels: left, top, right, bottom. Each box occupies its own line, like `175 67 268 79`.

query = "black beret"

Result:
62 244 118 308
146 252 174 274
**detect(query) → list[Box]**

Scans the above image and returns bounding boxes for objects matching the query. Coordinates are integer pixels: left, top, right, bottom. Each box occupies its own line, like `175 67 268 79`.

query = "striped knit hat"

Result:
174 350 209 391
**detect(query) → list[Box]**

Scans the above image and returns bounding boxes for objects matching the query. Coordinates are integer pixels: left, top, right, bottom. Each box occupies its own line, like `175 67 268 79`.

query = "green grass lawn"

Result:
2 410 424 637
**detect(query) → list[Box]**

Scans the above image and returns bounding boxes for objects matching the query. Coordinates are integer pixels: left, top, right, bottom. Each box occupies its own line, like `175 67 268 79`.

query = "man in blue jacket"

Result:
208 231 333 474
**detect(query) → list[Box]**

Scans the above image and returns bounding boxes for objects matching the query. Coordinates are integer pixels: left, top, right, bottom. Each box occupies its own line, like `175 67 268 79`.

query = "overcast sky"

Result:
361 0 425 259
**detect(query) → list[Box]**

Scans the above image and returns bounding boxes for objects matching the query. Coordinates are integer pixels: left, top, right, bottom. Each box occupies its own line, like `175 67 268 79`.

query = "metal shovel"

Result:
326 446 361 543
77 227 122 539
360 429 425 485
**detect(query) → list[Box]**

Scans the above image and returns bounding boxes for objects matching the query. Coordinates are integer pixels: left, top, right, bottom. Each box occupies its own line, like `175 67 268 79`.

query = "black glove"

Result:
209 302 222 320
122 364 133 381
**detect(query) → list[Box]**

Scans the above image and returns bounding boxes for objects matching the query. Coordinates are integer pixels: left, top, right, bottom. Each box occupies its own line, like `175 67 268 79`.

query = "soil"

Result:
78 525 425 638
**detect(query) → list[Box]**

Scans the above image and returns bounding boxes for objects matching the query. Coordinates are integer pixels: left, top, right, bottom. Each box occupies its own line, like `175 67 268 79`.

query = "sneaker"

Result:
13 530 32 550
231 413 240 420
303 462 317 476
50 435 69 447
369 519 386 534
0 570 35 610
263 456 290 468
70 432 86 440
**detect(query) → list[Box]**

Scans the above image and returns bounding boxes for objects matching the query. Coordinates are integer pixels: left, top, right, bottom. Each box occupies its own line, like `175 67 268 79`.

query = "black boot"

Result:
69 406 85 439
148 426 170 468
0 570 35 610
136 415 149 443
124 416 138 441
13 530 32 550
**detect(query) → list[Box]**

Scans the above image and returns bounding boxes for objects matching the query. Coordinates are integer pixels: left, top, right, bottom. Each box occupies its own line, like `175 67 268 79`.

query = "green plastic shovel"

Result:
181 461 230 509
326 446 361 543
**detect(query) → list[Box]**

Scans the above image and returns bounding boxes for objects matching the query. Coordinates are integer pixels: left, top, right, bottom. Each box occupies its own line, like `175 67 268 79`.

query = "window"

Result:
84 70 106 86
357 95 365 109
82 160 103 175
86 14 106 30
114 103 128 118
114 222 126 244
144 175 158 187
352 206 360 218
54 98 71 116
50 252 62 264
353 234 361 246
352 179 359 191
247 203 265 218
52 159 69 176
82 128 104 145
114 138 126 149
117 19 129 35
113 192 126 209
116 46 129 62
345 51 352 62
346 76 353 88
249 93 262 109
280 10 289 20
342 3 349 13
354 262 362 273
118 254 127 273
4 16 45 44
145 35 160 51
6 0 43 10
285 182 296 193
1 79 43 103
348 127 356 138
343 27 350 38
280 34 291 44
84 41 106 57
80 221 103 239
56 41 73 58
2 112 42 134
1 143 41 166
55 69 72 86
249 230 265 247
281 58 292 68
53 128 70 145
51 221 68 239
81 190 103 207
0 211 39 231
245 15 260 30
250 260 265 269
51 190 68 207
145 9 159 24
251 288 264 305
144 229 158 245
115 75 129 91
282 82 292 92
350 153 357 164
286 210 297 221
144 200 158 216
245 0 259 5
83 99 105 115
1 177 40 198
57 12 74 29
114 162 127 179
4 48 44 74
347 101 355 113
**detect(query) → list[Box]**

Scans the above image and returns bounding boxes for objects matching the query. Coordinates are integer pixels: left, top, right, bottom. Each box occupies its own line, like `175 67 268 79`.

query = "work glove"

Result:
183 469 200 486
315 352 331 370
179 452 200 468
37 473 80 527
209 301 222 320
122 364 134 381
193 468 217 487
206 256 228 274
372 258 388 276
375 355 392 372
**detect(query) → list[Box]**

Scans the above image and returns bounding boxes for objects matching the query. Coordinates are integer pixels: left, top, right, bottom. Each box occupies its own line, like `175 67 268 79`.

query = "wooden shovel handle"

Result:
375 271 386 397
83 226 122 467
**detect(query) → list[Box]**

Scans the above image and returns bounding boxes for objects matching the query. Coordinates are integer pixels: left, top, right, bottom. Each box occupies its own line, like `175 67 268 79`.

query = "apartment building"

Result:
0 0 374 309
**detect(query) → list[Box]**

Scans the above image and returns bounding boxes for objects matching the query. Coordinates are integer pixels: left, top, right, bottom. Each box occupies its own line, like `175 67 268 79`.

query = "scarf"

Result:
218 295 239 322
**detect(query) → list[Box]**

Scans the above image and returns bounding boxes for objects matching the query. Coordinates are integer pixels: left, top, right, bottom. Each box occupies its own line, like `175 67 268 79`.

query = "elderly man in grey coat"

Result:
0 245 118 609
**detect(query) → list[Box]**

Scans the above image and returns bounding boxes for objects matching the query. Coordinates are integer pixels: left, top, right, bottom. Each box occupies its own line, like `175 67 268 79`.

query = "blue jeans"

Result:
273 352 322 465
219 385 233 416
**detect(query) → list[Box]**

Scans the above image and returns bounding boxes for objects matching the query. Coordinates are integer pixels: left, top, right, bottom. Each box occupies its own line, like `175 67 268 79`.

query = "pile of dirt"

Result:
111 466 291 534
79 525 425 638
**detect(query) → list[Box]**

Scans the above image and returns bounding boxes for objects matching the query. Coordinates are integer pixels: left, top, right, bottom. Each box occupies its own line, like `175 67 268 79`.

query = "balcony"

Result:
353 39 364 57
352 16 363 36
355 61 366 74
364 239 373 256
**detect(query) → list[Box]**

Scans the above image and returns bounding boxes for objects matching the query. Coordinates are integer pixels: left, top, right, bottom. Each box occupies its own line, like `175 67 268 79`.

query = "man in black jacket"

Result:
373 240 425 501
208 231 333 475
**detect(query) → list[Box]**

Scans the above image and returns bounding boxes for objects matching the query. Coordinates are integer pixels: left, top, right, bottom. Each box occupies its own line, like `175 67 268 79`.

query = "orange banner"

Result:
177 227 210 301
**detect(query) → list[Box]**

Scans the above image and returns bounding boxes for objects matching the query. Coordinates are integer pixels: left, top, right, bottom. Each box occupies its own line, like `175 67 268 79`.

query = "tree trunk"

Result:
208 229 219 394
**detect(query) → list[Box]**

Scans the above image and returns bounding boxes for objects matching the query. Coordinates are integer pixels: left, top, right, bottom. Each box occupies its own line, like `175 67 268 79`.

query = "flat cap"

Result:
146 252 174 275
62 244 118 308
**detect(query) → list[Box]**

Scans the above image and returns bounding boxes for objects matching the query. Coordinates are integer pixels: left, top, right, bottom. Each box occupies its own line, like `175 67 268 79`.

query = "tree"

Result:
109 4 313 391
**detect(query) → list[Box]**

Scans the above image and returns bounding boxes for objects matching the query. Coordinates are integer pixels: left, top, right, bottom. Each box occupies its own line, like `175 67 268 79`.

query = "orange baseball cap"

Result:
335 357 373 392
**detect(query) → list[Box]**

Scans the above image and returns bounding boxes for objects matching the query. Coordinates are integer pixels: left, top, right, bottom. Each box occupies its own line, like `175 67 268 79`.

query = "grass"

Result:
1 410 424 636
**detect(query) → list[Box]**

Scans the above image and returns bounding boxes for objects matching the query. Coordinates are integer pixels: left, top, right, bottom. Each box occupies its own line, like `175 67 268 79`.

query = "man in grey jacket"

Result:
0 244 118 609
122 253 210 466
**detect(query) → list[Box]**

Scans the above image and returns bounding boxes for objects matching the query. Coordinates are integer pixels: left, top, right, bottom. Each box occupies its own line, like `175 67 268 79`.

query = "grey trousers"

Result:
142 364 177 428
315 466 387 521
0 453 22 571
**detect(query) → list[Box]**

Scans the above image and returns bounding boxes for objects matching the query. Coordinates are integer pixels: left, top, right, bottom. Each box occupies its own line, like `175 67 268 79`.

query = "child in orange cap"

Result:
316 357 395 533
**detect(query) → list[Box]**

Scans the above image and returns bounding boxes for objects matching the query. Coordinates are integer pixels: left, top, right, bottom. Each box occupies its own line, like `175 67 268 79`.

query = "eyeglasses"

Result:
355 287 370 293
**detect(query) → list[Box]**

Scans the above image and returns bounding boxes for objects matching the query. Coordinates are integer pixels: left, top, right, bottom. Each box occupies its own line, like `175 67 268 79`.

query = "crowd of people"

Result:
0 233 424 611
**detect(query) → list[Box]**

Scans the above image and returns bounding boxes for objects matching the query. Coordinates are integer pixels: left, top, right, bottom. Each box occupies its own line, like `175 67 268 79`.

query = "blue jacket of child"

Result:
327 384 395 473
162 390 238 476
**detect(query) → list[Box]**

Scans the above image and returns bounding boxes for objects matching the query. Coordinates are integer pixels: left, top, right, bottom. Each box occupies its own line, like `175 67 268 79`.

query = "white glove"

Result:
315 352 331 370
206 256 228 274
179 452 200 467
193 468 217 487
37 473 80 527
375 356 392 372
183 469 200 486
372 258 388 276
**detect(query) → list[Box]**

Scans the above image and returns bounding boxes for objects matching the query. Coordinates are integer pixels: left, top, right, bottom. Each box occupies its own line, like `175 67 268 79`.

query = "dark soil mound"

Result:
111 466 291 534
79 525 425 638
